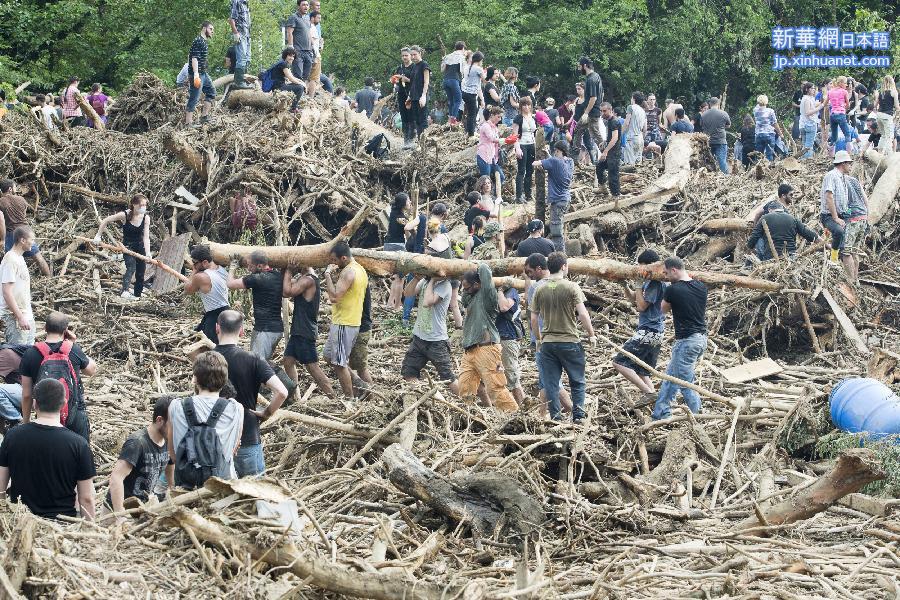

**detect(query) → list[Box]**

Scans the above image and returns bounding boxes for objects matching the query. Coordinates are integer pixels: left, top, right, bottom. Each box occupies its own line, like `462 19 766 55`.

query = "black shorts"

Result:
400 336 456 381
285 335 318 364
196 306 227 344
612 330 663 378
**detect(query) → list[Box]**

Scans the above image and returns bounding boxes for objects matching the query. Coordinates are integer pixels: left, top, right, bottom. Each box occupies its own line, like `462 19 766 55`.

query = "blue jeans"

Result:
754 132 776 162
186 73 215 112
709 143 728 173
443 78 463 120
235 34 251 69
800 122 817 159
829 113 852 146
537 342 586 421
319 74 334 93
0 384 22 421
476 155 505 183
652 333 707 420
234 443 265 477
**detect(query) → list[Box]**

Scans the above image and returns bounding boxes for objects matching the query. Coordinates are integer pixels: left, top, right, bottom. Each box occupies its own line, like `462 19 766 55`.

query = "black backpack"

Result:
364 133 390 159
174 397 231 490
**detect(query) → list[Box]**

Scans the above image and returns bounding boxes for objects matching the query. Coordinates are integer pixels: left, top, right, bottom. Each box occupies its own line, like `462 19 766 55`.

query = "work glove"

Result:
193 76 202 89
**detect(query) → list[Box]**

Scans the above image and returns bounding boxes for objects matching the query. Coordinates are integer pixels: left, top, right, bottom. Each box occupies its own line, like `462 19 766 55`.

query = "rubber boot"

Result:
232 67 252 90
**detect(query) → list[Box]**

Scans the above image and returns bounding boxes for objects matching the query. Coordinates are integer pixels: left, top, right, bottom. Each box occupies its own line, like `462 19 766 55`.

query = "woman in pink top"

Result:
827 75 852 147
476 105 505 184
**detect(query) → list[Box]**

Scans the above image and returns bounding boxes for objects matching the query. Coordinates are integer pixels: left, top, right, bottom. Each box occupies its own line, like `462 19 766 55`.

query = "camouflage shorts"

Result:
840 220 868 255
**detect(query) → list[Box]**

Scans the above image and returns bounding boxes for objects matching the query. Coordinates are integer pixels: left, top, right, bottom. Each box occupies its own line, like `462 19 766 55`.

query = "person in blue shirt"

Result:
612 249 666 405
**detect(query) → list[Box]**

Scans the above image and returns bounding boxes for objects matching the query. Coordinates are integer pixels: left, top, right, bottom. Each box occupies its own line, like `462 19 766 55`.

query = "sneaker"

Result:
120 291 136 300
634 392 657 409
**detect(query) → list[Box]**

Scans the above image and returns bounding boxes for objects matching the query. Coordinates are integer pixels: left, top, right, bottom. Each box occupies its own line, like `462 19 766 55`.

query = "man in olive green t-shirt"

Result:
530 252 596 423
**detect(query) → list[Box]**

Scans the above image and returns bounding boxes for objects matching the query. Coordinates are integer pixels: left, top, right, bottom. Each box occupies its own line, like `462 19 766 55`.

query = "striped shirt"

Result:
230 0 251 34
188 36 209 77
61 85 82 118
753 106 777 135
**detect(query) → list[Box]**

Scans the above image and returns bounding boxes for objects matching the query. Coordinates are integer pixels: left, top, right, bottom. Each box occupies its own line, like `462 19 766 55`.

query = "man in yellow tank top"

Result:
323 242 368 401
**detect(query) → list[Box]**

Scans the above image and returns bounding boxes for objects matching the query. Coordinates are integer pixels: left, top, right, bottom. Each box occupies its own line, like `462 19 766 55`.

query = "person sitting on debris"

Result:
860 117 881 154
323 241 369 402
283 266 336 398
185 245 230 344
459 263 519 412
0 346 26 434
105 396 174 520
470 221 504 260
669 107 694 134
94 194 152 300
533 140 574 252
0 226 37 345
0 379 96 520
226 252 284 360
651 257 708 421
516 220 555 257
613 249 666 403
746 201 820 261
268 47 308 112
523 253 572 418
530 252 596 423
839 168 869 284
230 187 258 232
168 352 243 487
497 282 526 407
184 20 216 127
20 311 97 441
0 179 51 276
213 311 288 477
401 238 460 395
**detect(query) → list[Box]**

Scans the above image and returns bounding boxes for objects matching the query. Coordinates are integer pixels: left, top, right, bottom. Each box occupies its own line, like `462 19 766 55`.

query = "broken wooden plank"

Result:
822 289 869 354
152 233 191 293
720 358 783 384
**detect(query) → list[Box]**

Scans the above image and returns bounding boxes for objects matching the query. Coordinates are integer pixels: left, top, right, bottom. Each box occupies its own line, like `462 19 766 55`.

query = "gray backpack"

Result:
174 397 230 490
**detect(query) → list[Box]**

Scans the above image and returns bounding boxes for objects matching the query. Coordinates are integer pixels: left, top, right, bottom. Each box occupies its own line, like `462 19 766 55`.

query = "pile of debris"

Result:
1 73 900 598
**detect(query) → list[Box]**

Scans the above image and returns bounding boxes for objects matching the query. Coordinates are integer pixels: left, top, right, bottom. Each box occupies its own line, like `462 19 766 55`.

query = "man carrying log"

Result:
184 21 216 127
185 245 230 344
323 242 369 402
459 263 518 412
226 251 284 360
213 311 288 477
651 257 708 420
746 201 820 261
530 252 596 423
283 267 336 399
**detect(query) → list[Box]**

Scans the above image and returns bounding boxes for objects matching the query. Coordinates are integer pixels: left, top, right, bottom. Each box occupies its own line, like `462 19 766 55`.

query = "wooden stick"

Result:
796 293 822 353
710 401 743 509
76 236 189 283
761 219 780 263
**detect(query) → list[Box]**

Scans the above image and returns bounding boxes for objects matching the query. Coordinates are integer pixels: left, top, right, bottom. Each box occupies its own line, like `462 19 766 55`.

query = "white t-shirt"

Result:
40 105 56 130
334 97 350 110
169 395 243 479
0 252 31 318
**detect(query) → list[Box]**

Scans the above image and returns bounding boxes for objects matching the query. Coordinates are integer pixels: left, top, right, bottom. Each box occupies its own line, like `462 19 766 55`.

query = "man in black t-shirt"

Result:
214 311 287 477
571 57 605 162
282 267 336 398
651 257 708 421
227 251 284 360
408 45 431 140
185 20 216 127
0 379 96 519
516 220 555 257
597 102 622 196
105 396 173 519
20 311 97 441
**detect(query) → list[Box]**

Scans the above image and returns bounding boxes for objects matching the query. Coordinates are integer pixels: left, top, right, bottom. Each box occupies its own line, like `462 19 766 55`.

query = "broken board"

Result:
822 289 869 354
720 358 783 384
151 233 191 293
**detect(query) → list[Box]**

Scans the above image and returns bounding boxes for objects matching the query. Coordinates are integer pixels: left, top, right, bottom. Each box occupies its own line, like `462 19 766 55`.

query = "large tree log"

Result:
75 92 105 130
225 88 277 111
161 129 207 180
382 443 543 537
564 133 695 223
209 241 784 291
699 218 752 234
737 448 884 533
863 150 900 224
166 505 465 600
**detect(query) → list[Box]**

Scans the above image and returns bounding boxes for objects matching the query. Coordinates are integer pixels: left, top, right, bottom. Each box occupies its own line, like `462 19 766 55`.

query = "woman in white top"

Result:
512 97 537 203
440 41 468 126
798 81 824 159
461 51 485 138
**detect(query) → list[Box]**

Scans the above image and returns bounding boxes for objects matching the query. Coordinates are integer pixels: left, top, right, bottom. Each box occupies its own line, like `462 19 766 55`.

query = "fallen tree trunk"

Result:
564 133 695 223
224 88 277 111
737 448 884 533
209 241 784 291
863 150 900 224
161 129 207 180
699 218 751 234
382 443 542 537
166 505 463 600
863 148 890 185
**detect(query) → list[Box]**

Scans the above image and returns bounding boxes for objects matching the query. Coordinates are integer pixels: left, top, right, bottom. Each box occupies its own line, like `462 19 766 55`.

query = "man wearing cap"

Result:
533 140 574 252
746 201 820 261
517 220 555 257
471 221 504 260
820 150 853 263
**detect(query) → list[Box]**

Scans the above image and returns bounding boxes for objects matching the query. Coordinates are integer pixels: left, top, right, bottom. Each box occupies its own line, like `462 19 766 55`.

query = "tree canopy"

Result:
1 0 896 113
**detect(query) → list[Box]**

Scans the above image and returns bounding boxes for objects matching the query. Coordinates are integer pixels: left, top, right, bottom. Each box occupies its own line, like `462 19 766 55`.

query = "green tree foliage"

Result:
1 0 896 111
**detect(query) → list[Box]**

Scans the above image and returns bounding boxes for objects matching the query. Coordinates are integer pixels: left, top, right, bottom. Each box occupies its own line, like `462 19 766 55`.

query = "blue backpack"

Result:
259 65 278 93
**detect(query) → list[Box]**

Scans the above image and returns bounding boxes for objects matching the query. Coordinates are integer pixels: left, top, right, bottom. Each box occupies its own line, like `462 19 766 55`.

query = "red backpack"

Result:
34 341 82 427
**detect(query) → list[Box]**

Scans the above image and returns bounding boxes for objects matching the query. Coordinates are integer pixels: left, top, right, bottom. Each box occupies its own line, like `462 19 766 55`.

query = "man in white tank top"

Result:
185 245 230 344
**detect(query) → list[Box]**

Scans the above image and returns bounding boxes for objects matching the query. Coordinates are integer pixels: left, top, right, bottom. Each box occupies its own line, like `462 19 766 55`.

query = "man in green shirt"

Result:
459 263 518 412
531 252 596 423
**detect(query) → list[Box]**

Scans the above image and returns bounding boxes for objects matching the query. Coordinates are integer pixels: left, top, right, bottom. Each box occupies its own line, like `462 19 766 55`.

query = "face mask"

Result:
136 207 147 215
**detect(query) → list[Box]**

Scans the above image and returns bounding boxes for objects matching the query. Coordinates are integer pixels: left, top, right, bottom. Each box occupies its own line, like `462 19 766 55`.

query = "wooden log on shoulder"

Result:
209 241 784 291
75 92 105 130
736 448 884 533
